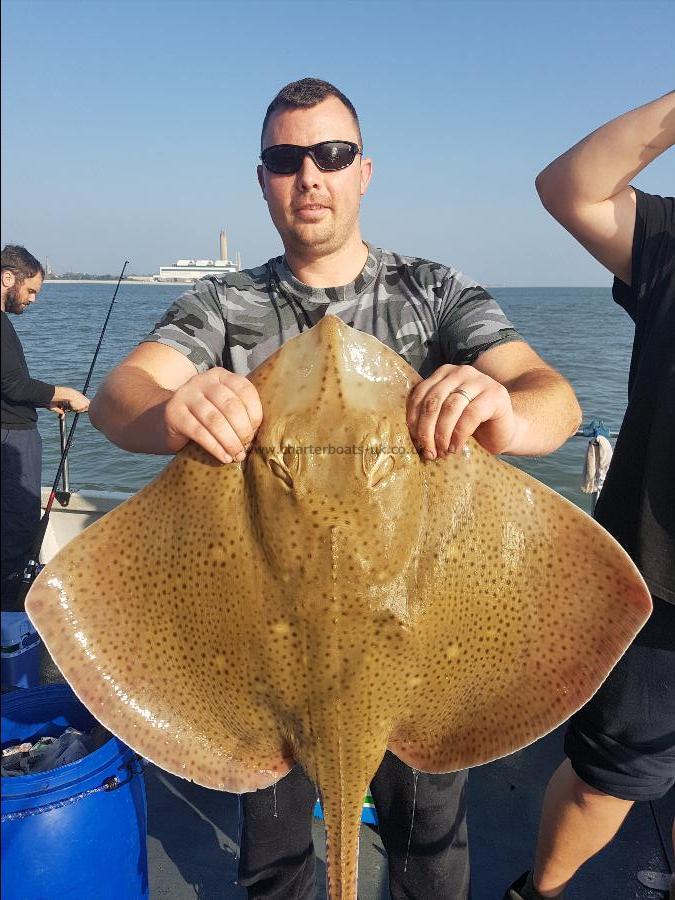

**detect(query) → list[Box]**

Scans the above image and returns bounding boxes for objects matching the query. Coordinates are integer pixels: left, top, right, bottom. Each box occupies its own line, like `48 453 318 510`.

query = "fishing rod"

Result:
16 260 129 606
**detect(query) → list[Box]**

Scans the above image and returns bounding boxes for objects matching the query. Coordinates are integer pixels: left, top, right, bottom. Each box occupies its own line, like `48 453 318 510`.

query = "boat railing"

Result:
56 415 71 506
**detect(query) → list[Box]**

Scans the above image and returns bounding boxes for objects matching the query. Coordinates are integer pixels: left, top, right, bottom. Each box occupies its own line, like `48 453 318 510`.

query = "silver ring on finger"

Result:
450 388 473 403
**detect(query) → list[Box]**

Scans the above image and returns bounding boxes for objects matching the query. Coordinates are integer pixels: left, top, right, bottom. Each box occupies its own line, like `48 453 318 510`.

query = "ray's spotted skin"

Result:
26 317 652 900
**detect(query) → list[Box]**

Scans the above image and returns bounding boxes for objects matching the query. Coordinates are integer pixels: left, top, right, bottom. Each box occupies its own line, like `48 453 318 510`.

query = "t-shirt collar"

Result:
271 242 382 304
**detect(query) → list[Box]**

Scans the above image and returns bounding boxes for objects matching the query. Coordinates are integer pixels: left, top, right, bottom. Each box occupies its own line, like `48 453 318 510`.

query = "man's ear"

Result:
257 164 267 200
359 156 373 197
1 270 16 288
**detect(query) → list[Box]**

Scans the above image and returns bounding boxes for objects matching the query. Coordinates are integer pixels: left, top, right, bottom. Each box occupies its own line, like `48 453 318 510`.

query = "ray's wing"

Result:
26 444 294 791
387 441 652 773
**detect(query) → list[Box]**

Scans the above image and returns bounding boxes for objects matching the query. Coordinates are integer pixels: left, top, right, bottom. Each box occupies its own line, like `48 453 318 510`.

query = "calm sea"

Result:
13 282 633 510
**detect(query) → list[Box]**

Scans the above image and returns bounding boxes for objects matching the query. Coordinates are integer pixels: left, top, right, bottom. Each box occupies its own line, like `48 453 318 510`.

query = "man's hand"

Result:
90 344 264 461
408 342 581 459
163 368 263 464
407 364 517 459
48 386 90 416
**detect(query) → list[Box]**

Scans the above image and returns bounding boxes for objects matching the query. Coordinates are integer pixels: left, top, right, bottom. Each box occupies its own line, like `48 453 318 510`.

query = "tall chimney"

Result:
219 230 228 262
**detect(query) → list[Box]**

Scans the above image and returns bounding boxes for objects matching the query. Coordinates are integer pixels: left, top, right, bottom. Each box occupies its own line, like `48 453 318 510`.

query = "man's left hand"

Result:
407 364 517 459
46 402 69 418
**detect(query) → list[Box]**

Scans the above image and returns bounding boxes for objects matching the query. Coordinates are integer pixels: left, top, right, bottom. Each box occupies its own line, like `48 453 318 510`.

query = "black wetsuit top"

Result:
1 311 54 428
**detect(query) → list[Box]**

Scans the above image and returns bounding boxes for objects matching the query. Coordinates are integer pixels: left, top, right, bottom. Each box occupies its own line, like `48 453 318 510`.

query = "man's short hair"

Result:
261 78 362 150
1 245 45 282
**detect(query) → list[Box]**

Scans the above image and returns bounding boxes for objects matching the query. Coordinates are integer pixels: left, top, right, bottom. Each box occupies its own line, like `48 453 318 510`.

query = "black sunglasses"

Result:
260 141 361 175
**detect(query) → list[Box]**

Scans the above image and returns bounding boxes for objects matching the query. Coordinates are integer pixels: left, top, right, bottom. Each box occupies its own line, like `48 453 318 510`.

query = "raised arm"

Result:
535 91 675 284
89 342 262 464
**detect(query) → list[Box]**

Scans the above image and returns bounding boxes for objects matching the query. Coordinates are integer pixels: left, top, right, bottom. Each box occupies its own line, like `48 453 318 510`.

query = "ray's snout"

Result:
248 414 423 581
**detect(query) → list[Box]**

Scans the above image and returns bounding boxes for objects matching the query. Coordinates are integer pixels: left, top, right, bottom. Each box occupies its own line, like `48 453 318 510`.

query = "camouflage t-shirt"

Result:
144 244 522 377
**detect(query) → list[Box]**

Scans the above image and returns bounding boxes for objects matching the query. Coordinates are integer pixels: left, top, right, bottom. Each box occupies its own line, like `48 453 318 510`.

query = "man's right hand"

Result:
163 368 263 464
90 343 263 461
49 386 90 415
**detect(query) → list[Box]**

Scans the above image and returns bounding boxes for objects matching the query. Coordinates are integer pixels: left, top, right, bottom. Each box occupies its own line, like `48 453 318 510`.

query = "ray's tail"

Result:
319 773 371 900
301 714 388 900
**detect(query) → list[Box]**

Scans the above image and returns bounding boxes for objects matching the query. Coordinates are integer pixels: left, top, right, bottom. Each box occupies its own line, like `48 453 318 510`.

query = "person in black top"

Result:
505 93 674 900
1 245 89 612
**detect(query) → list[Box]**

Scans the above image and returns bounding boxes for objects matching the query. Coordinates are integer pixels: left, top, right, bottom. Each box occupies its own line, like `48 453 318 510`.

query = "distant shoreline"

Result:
45 279 170 285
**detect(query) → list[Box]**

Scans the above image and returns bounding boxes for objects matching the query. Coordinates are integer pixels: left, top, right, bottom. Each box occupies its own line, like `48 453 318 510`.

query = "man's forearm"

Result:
89 366 175 454
503 369 582 457
1 372 54 406
536 91 675 209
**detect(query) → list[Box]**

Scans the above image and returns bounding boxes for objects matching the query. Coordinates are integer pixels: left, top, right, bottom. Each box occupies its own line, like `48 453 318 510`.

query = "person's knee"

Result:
564 762 633 813
569 767 603 804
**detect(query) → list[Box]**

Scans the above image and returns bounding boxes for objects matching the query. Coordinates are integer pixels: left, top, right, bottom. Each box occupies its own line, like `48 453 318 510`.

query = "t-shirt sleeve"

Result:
436 269 523 365
612 189 675 322
142 278 227 372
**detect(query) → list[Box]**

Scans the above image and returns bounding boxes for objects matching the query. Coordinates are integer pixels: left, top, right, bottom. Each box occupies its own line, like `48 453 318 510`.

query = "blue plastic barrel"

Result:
1 684 148 899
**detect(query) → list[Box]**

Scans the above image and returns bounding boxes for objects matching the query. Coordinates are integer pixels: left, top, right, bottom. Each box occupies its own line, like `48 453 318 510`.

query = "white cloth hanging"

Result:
581 435 613 494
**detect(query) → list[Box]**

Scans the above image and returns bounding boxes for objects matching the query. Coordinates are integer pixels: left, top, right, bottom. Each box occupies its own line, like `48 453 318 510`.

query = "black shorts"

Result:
564 597 675 801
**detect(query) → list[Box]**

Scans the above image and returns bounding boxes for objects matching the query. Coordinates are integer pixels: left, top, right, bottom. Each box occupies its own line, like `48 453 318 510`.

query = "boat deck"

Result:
146 726 674 899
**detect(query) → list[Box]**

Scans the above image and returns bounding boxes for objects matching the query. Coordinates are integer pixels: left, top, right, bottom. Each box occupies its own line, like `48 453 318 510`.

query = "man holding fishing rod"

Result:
91 79 581 899
504 92 674 900
1 244 90 613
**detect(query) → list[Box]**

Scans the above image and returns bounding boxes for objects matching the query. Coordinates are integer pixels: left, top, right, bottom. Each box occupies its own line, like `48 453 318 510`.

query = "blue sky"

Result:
1 0 673 285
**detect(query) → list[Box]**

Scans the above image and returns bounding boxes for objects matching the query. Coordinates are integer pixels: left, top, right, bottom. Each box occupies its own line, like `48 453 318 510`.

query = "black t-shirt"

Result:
1 311 54 428
593 189 675 604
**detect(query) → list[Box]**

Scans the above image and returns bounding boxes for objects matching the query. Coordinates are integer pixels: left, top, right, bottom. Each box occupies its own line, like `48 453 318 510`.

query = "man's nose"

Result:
296 154 322 190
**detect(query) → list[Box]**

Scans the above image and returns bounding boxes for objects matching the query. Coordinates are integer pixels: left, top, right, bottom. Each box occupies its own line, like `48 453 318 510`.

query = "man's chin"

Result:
287 224 336 251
